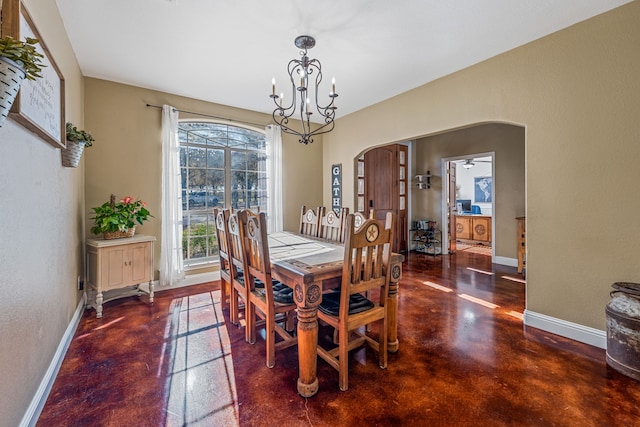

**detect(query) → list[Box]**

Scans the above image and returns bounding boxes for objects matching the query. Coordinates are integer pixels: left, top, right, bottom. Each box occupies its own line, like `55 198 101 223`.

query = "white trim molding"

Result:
524 310 606 349
494 256 517 268
21 293 87 427
173 271 219 289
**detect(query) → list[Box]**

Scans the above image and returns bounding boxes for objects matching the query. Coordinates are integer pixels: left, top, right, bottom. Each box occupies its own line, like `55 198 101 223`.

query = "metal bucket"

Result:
0 56 27 128
606 282 640 381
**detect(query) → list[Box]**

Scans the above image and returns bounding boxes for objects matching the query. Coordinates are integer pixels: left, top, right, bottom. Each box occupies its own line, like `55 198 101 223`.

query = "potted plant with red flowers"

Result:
90 194 153 239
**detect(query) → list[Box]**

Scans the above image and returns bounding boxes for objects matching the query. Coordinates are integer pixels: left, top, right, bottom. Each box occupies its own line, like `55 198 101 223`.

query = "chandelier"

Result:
270 35 338 145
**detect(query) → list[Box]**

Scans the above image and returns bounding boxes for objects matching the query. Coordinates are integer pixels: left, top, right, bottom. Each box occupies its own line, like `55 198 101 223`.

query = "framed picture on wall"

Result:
1 0 66 148
474 177 492 203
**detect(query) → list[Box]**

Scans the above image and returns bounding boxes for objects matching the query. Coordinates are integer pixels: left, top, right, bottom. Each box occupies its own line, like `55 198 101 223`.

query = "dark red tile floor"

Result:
37 251 640 426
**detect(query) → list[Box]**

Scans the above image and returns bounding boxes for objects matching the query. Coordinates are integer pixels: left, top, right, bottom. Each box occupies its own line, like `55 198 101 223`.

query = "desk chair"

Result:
316 212 395 391
240 209 298 368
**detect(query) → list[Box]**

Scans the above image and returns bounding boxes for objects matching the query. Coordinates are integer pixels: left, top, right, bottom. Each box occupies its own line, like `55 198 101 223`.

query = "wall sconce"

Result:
415 171 431 189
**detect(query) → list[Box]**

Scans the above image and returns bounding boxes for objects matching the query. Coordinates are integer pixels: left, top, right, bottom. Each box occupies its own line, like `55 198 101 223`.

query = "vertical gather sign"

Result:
1 0 65 148
331 164 341 215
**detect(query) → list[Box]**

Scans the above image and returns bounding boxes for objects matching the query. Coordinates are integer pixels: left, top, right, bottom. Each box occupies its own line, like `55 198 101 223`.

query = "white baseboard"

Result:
494 256 517 268
154 271 220 292
24 272 220 426
523 309 606 349
21 293 87 427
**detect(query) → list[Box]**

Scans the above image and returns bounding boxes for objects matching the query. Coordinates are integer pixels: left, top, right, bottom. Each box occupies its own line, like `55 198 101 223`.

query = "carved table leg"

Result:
387 262 402 353
96 291 103 319
294 282 321 397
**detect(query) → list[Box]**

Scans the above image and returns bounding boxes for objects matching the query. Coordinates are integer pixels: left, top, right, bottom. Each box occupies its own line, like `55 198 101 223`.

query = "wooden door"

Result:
363 144 407 252
447 161 457 253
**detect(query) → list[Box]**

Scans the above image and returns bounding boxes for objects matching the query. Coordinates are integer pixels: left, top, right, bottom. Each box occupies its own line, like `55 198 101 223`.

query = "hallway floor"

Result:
37 251 640 426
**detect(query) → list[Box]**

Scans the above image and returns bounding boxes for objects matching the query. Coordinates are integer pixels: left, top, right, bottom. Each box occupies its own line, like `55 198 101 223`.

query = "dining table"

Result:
267 231 404 397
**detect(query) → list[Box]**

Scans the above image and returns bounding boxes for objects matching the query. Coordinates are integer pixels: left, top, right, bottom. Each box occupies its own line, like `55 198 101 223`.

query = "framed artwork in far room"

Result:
474 177 492 203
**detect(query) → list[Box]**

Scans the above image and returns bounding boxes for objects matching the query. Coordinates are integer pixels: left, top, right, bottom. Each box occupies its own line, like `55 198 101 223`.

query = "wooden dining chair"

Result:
240 209 298 368
318 207 349 243
316 212 395 391
299 205 321 237
227 209 251 329
214 208 233 311
352 210 374 232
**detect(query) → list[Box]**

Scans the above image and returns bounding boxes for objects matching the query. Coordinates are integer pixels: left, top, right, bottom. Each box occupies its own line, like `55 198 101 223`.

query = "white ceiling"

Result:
56 0 632 122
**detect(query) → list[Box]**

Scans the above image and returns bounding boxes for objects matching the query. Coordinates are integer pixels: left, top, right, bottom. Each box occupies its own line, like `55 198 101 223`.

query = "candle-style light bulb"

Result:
331 77 336 95
279 92 284 107
271 78 276 95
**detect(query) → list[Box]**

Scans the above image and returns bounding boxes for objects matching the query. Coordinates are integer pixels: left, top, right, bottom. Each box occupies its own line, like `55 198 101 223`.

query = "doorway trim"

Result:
440 151 495 260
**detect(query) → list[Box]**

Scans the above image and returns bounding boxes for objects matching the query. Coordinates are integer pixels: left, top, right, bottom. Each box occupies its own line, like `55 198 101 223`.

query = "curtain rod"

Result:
145 103 270 129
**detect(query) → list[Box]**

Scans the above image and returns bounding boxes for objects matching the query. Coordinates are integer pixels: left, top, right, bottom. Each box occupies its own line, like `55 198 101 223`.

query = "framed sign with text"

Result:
1 0 66 148
331 164 341 215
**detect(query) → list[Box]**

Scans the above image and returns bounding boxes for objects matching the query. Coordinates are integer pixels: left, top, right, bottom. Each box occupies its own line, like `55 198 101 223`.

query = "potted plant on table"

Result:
62 122 95 167
0 36 45 128
90 194 153 240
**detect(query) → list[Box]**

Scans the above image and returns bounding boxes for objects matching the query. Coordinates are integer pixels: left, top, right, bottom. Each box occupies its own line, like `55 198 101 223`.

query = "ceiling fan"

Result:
461 158 491 169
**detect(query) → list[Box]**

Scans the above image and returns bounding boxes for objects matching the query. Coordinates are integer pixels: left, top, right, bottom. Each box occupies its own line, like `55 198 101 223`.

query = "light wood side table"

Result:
86 235 156 318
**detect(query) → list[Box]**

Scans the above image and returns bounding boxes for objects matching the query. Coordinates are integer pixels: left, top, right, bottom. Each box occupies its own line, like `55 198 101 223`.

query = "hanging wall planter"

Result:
0 36 45 128
61 122 95 168
61 140 86 167
0 56 26 127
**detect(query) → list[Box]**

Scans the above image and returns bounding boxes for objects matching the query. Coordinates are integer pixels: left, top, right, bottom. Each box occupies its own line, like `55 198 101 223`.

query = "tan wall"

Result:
413 123 525 259
0 0 85 424
323 1 640 330
84 78 323 276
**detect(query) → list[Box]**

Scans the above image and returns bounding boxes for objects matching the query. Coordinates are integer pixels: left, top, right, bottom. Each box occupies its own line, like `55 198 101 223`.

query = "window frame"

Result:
178 120 267 268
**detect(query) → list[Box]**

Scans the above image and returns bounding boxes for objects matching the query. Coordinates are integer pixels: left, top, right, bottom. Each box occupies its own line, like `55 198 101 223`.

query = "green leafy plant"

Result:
0 36 45 80
90 194 153 235
66 122 95 147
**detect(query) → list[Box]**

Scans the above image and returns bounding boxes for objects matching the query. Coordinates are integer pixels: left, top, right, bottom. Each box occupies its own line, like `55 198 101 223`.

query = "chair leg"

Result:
285 310 296 333
230 287 239 325
379 318 388 369
266 315 275 368
220 279 229 311
246 302 256 344
338 327 349 391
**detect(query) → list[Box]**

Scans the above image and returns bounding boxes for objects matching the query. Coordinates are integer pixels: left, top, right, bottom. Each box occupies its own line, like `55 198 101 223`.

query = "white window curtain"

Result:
160 105 185 286
265 125 283 233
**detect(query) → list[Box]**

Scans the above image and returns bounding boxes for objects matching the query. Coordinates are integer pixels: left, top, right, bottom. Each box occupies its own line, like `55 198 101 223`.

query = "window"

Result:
178 122 267 266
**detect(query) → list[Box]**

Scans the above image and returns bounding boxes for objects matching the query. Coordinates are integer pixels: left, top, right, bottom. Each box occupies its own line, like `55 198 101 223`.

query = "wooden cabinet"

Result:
472 216 491 242
455 215 491 243
455 216 472 240
86 235 156 318
517 216 526 274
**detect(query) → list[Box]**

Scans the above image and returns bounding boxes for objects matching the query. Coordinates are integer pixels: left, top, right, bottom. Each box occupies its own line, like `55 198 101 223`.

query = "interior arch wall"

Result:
322 1 640 332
